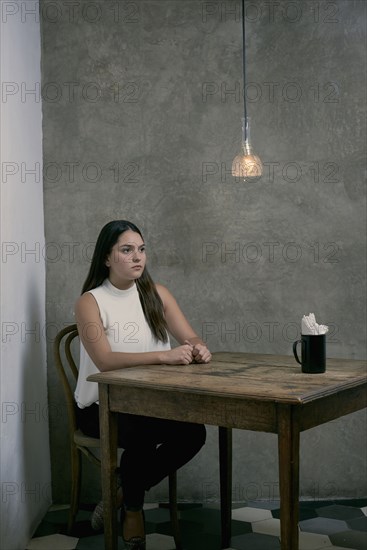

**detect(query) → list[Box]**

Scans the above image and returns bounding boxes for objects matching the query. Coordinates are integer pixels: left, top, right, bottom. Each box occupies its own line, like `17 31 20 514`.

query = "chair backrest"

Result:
54 324 79 435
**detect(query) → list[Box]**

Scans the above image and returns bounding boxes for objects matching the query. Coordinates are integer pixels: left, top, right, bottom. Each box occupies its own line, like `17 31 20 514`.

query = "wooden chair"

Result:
54 324 182 548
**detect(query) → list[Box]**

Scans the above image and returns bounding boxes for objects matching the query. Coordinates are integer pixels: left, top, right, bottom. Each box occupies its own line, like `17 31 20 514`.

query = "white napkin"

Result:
301 313 329 335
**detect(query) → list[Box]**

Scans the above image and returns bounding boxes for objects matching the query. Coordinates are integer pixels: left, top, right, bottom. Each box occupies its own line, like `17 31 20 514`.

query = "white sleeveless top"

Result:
74 278 171 408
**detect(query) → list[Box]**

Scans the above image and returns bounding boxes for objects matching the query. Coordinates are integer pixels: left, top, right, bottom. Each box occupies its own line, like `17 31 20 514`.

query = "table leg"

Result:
219 427 232 549
277 405 300 550
99 385 118 550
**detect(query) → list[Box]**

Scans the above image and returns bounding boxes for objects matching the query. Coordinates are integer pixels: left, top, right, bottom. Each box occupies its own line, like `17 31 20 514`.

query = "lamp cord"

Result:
242 0 247 139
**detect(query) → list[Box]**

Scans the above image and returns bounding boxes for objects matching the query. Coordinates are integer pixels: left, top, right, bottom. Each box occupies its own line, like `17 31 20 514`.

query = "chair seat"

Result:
74 429 101 448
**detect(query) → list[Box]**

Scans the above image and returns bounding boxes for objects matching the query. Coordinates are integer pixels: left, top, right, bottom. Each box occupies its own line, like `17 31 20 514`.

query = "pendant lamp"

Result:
232 0 263 181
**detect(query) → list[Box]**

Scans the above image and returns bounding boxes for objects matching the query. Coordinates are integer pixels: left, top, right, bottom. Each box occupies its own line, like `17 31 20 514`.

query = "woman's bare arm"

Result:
156 284 211 363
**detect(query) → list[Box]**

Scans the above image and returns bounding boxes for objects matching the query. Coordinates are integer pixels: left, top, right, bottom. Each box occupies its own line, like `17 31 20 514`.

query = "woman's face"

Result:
105 230 146 289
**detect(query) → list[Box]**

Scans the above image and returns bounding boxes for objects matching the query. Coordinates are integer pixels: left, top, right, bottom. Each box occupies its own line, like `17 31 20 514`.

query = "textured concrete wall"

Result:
40 0 366 504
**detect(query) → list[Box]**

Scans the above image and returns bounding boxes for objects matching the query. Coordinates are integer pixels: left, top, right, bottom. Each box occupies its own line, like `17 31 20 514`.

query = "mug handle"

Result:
293 340 302 365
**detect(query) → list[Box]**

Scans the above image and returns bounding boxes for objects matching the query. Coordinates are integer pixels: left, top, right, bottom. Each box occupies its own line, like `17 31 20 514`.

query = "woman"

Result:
74 220 211 550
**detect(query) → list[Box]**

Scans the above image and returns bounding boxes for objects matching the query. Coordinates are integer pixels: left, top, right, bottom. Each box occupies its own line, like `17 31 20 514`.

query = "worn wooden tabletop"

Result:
88 352 367 405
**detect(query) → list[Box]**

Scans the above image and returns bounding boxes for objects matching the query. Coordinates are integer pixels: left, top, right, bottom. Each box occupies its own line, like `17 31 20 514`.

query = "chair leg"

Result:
68 444 82 534
219 427 232 549
168 471 182 550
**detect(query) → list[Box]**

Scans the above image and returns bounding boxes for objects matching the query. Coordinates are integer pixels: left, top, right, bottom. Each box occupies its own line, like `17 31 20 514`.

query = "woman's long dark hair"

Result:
82 220 168 343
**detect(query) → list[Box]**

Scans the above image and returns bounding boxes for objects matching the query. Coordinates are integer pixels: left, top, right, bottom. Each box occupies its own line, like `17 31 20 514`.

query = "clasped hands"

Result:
166 340 211 365
183 339 211 364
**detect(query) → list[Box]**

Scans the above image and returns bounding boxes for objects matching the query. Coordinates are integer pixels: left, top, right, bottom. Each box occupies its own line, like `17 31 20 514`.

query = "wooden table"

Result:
88 352 367 550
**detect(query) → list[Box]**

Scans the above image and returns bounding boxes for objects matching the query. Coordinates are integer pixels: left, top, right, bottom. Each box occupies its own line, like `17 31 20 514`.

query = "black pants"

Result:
75 403 206 509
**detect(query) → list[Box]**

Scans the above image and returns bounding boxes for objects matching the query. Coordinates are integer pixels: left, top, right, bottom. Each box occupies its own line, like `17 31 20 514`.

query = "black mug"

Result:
293 334 326 374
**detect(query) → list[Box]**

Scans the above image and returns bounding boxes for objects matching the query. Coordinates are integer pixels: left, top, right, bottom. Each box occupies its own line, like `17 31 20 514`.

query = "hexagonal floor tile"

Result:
252 518 281 536
146 533 176 549
76 534 116 550
271 505 319 521
346 515 367 531
178 507 224 538
299 517 349 535
316 505 364 521
232 507 273 522
180 531 222 550
298 531 331 549
26 534 79 550
329 529 367 550
230 532 281 550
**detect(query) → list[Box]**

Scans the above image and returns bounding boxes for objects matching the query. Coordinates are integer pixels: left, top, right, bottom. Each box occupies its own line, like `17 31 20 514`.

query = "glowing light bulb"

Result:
232 117 263 181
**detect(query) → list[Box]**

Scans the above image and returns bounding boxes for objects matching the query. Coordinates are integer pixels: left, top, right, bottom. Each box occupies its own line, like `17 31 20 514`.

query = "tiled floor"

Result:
26 499 367 550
